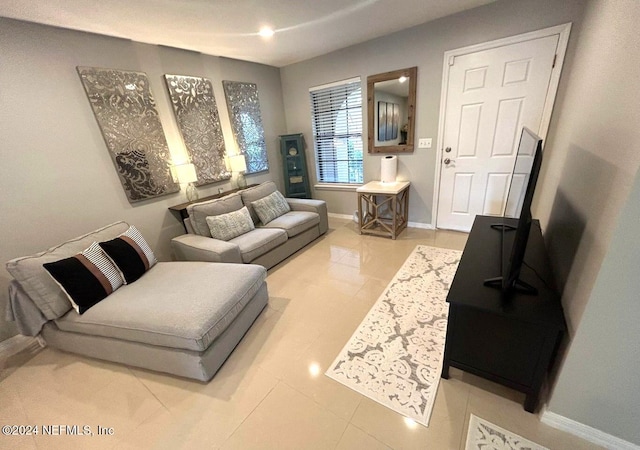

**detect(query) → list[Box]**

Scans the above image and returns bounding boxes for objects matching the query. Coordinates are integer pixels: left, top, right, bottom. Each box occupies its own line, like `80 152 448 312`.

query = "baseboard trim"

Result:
328 213 353 220
328 213 435 230
541 407 640 450
0 335 41 359
408 221 435 230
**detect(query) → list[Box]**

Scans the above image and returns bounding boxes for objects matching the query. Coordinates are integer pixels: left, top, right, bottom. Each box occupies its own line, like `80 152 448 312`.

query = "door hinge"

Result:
449 56 455 66
552 54 557 68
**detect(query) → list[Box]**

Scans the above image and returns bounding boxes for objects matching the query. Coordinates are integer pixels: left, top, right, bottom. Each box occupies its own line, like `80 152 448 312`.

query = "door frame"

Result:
432 23 572 230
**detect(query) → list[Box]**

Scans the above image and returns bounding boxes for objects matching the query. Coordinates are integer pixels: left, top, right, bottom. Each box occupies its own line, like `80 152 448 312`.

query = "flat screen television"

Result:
484 127 543 295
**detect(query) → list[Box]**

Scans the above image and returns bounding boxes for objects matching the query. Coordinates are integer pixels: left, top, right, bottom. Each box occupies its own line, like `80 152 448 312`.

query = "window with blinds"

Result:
309 78 363 184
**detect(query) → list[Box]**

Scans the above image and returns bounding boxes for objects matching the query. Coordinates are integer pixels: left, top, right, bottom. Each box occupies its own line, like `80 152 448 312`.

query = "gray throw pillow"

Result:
251 190 291 225
241 181 278 224
187 193 244 237
205 206 255 241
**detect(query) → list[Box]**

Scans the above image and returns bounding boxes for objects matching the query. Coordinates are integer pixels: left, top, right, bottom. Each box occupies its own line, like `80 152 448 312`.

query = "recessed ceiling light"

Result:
259 27 275 38
398 76 407 83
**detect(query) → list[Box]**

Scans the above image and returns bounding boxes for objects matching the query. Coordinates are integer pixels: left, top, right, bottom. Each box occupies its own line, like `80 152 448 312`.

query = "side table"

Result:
357 181 410 239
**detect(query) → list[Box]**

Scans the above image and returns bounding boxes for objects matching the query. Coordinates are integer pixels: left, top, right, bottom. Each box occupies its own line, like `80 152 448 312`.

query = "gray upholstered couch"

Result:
5 221 268 381
171 181 328 269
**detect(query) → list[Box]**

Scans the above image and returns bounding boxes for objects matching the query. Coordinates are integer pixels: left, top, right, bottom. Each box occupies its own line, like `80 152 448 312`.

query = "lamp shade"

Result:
174 163 198 183
229 154 247 173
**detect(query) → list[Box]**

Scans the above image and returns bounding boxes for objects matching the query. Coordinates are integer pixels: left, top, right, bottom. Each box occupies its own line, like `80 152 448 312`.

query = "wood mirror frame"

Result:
367 66 417 154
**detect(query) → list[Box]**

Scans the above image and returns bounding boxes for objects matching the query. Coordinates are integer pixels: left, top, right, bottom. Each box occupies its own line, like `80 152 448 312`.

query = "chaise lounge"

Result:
6 221 268 381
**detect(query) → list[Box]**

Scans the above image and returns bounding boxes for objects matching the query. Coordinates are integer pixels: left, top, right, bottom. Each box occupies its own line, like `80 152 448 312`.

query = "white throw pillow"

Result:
205 206 255 241
251 190 291 225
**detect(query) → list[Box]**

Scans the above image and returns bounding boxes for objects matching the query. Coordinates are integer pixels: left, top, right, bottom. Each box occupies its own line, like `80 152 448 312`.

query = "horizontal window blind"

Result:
309 78 363 184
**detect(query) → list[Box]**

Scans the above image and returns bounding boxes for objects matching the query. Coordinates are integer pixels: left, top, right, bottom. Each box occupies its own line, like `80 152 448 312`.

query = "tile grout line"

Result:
457 380 473 450
218 380 280 448
129 367 171 413
348 421 396 450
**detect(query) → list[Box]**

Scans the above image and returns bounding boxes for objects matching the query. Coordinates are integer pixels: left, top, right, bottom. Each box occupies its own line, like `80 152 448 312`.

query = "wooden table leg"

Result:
391 194 397 239
357 192 363 234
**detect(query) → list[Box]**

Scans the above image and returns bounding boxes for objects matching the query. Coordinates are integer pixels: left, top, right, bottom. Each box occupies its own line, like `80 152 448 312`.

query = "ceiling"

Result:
1 0 494 67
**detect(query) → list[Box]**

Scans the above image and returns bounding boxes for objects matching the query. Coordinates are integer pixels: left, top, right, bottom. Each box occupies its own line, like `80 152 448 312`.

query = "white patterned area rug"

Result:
325 245 461 427
465 415 549 450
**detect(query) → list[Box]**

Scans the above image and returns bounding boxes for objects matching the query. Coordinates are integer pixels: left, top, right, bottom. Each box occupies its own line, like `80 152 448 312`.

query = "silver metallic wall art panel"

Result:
77 66 178 202
164 75 231 185
222 81 269 174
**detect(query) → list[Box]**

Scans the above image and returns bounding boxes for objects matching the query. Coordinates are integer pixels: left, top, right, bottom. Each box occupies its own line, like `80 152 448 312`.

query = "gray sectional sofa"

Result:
171 181 328 269
6 221 268 381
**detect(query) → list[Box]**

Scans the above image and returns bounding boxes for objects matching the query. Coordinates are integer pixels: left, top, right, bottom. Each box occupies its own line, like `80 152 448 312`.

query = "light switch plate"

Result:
418 138 432 149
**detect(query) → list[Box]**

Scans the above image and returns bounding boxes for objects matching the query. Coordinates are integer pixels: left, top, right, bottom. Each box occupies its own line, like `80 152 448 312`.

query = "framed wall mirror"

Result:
367 66 417 154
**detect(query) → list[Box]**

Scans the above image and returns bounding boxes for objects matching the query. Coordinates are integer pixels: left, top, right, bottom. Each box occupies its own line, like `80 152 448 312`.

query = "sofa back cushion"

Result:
6 221 130 320
240 181 279 224
187 192 244 237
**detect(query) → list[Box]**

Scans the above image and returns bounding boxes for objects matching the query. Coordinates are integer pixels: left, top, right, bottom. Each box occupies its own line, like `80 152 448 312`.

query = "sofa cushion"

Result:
6 221 130 320
251 190 291 225
205 206 255 241
187 193 244 237
99 225 157 284
262 211 321 238
229 228 288 263
43 242 124 314
54 262 267 352
240 181 278 224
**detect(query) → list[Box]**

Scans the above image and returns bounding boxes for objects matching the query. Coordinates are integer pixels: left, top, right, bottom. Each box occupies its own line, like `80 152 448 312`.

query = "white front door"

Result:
436 26 569 232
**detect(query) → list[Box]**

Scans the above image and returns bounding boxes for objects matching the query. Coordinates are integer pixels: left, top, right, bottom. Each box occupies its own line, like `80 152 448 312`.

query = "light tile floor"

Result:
0 218 602 449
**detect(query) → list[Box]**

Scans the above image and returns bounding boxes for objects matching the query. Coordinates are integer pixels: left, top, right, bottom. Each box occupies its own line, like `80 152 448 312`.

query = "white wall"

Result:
534 0 640 335
280 0 588 222
0 18 286 341
539 0 640 444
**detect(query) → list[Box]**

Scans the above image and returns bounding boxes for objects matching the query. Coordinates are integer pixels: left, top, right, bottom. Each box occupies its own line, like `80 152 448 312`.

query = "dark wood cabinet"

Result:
279 133 311 199
442 215 566 412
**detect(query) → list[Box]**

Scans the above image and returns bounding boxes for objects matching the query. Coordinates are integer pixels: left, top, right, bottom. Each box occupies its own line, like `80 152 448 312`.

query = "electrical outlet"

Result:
418 138 432 149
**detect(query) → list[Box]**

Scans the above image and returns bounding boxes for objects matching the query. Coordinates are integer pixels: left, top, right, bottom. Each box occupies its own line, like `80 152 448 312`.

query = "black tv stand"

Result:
441 215 566 412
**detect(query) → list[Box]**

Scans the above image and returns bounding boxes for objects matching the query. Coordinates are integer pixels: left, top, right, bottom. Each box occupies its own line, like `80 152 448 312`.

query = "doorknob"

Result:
444 158 453 165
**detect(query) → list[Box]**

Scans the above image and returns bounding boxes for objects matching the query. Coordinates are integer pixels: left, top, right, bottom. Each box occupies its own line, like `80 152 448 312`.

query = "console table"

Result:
357 181 410 239
441 215 566 412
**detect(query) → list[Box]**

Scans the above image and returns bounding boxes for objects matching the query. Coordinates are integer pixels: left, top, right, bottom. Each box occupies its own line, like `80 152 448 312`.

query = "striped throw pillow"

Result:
43 242 124 314
99 225 157 284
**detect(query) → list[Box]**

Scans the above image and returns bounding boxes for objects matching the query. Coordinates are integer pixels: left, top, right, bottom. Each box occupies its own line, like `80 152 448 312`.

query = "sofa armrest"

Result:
287 198 328 235
171 234 243 263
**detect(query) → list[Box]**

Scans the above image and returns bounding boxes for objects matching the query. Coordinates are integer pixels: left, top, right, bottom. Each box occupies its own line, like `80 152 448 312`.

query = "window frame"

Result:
309 77 364 188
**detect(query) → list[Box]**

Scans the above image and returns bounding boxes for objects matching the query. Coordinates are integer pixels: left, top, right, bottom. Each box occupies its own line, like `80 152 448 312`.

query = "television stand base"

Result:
490 223 517 231
483 276 538 295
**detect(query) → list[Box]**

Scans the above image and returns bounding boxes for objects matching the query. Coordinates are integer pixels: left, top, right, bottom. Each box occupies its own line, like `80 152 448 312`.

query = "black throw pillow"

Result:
43 242 124 314
99 225 157 284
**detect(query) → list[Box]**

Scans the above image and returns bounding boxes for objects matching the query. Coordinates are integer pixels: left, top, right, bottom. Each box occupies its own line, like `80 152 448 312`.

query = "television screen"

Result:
485 127 543 295
504 128 541 219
